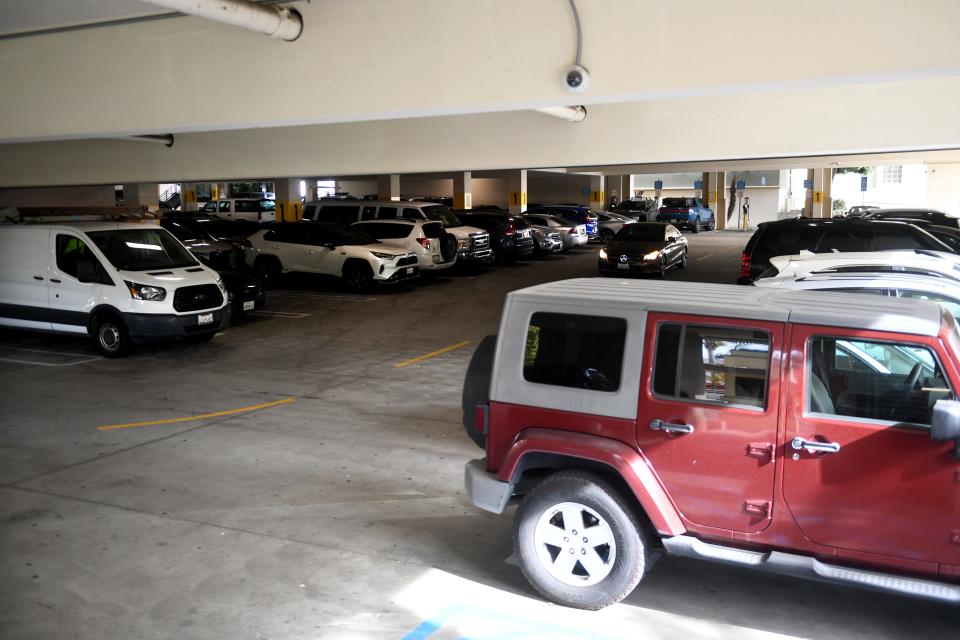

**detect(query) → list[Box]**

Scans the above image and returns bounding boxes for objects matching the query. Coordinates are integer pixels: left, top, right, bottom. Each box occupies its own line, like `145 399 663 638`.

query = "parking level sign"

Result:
735 180 746 190
803 179 813 189
654 180 663 190
694 179 703 190
861 176 868 192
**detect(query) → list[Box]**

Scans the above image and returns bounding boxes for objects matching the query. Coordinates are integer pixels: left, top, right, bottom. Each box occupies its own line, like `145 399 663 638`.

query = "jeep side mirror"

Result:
931 399 960 458
76 257 97 283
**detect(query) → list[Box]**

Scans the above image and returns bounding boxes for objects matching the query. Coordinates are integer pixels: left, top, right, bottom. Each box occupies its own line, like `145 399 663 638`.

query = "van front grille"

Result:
173 284 224 312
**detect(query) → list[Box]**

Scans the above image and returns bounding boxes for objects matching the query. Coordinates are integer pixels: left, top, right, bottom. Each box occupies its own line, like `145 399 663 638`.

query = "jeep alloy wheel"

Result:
514 471 649 610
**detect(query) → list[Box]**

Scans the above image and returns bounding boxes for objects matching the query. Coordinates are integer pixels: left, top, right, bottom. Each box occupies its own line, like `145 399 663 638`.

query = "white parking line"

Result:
0 346 100 367
248 310 312 319
697 253 714 260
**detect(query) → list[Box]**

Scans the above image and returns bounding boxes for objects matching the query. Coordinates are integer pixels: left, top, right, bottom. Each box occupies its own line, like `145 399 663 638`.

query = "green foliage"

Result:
834 167 871 175
832 198 846 212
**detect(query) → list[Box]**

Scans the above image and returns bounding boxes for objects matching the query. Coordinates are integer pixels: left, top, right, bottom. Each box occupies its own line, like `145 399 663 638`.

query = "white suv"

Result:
352 219 457 272
245 222 419 292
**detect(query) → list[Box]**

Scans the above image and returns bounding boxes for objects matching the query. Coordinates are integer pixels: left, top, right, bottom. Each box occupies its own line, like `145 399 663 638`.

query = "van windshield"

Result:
87 228 198 271
423 205 462 227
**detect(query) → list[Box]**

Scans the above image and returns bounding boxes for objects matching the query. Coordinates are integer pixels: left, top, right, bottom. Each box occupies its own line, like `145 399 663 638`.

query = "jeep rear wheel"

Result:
514 471 649 610
343 262 374 293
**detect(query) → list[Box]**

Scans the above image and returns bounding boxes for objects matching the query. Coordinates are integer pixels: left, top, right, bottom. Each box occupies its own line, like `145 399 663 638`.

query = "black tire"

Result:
254 255 282 282
461 335 497 448
691 217 701 233
439 233 458 261
678 248 688 269
92 314 131 358
707 219 716 231
514 471 649 610
342 261 374 293
656 257 667 278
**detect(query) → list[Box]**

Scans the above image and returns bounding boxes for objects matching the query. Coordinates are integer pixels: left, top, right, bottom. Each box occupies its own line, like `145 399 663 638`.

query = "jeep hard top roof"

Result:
507 278 944 337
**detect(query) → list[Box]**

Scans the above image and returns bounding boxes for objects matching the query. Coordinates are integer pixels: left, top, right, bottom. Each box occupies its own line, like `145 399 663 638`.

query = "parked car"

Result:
161 214 264 244
245 222 419 292
528 225 564 256
303 200 492 263
598 222 687 277
462 278 960 609
845 205 879 217
220 269 266 317
457 211 535 263
610 197 658 221
753 249 960 282
525 206 599 240
865 208 960 229
0 221 229 357
159 217 243 270
737 218 954 283
352 219 457 272
656 197 715 233
595 211 636 242
200 198 277 222
521 213 588 250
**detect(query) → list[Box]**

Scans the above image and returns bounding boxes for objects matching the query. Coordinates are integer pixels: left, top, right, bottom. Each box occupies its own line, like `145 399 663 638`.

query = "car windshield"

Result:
614 225 665 242
422 205 462 226
87 228 198 271
329 225 377 245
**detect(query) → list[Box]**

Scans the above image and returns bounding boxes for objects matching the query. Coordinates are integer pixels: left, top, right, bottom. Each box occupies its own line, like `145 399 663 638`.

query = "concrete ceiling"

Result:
0 0 958 186
0 0 167 37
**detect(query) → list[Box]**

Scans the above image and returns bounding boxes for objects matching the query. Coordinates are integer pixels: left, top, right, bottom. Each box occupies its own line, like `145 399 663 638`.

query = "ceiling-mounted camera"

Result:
563 64 590 93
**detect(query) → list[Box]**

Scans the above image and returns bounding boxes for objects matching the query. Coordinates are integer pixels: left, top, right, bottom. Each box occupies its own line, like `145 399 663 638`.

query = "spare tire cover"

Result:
462 335 497 449
440 232 458 261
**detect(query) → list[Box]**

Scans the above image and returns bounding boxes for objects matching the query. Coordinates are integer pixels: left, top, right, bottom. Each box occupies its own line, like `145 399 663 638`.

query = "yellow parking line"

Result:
394 340 473 368
97 396 296 431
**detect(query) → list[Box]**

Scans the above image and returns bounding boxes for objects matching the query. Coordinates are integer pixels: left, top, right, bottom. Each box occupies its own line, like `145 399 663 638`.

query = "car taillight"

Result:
567 228 577 234
741 252 751 278
475 403 489 436
505 219 516 236
416 237 431 250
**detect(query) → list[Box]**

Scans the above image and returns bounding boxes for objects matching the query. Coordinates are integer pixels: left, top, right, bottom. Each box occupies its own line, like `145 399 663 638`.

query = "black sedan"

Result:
598 222 687 277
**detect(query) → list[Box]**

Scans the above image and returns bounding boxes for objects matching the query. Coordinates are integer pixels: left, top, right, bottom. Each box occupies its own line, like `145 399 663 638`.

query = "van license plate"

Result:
197 313 214 325
242 301 255 311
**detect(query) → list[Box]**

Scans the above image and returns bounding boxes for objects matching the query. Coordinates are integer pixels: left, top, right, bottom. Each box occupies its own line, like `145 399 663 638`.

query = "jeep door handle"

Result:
650 419 694 434
791 437 840 454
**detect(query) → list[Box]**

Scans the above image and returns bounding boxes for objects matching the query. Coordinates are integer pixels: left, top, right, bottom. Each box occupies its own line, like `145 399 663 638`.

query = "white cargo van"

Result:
200 198 276 222
0 222 230 357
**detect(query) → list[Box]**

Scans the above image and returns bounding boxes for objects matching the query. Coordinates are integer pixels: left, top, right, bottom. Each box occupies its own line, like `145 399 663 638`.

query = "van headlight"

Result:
125 281 166 301
216 276 227 295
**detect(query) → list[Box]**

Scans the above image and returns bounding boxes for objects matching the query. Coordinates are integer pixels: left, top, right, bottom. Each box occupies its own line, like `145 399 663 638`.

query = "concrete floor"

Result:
0 230 957 639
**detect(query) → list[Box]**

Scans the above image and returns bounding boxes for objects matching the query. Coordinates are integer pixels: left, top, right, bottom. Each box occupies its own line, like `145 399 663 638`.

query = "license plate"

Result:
432 255 440 263
242 301 255 311
617 263 630 270
197 313 214 325
405 267 414 275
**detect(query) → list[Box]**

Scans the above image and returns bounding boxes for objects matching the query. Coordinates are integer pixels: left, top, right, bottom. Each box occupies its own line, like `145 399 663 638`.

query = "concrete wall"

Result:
0 185 116 208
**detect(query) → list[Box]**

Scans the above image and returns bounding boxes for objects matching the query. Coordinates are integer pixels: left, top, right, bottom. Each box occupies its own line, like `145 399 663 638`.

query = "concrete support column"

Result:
715 172 727 230
812 168 826 218
274 177 302 222
507 170 527 214
211 182 226 201
181 182 199 211
122 183 159 209
306 180 319 202
589 175 605 210
377 174 400 201
803 168 815 217
822 168 834 218
453 172 472 210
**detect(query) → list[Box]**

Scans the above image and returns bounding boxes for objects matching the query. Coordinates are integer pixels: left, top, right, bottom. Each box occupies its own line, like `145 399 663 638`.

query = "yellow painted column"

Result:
812 168 825 218
181 182 199 212
507 169 527 214
273 177 303 222
589 175 605 210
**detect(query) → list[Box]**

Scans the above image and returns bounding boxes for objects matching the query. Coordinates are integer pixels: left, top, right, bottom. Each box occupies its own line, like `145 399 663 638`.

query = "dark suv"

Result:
865 208 960 229
738 218 953 283
457 211 535 263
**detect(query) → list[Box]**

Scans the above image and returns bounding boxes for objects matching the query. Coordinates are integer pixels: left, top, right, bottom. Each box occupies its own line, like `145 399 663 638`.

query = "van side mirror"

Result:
931 399 960 458
76 257 97 283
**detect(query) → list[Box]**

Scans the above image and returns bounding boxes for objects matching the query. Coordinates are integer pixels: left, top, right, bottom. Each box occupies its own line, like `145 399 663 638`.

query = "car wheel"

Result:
514 471 649 610
253 256 283 282
708 219 716 231
692 217 701 234
343 262 374 293
93 314 131 358
678 248 688 269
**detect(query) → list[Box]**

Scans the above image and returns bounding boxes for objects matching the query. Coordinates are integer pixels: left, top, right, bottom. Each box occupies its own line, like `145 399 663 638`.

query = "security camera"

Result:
563 64 590 93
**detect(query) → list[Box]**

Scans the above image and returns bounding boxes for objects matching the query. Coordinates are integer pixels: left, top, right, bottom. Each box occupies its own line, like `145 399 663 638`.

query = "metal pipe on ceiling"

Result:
534 106 587 123
114 134 176 147
141 0 302 41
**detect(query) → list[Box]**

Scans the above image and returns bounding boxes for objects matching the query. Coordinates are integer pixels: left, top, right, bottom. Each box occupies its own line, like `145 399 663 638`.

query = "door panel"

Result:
0 229 51 330
637 313 784 533
783 325 960 565
49 233 102 332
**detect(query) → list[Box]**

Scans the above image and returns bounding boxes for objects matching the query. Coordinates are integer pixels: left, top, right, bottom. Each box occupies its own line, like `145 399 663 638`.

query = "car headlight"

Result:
216 276 227 295
458 238 469 249
643 250 661 261
598 248 608 260
125 280 166 301
370 252 397 260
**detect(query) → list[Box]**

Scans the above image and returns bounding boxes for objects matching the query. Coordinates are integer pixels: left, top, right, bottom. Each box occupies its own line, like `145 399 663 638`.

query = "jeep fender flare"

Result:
498 428 685 536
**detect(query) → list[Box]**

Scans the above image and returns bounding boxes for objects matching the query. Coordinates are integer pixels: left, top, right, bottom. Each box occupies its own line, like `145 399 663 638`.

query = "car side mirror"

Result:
665 236 675 244
931 399 960 458
76 257 97 283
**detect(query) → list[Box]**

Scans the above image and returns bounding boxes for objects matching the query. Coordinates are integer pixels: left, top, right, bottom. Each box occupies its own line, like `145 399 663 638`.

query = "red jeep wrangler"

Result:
463 278 960 609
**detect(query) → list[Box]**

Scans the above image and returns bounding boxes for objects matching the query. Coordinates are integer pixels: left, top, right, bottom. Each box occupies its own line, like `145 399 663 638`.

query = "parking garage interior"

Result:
1 1 960 638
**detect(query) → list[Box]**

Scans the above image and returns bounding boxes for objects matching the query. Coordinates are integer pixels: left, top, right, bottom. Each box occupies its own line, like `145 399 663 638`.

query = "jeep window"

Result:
427 208 463 227
653 323 770 409
808 337 953 425
523 312 626 392
87 228 198 271
376 207 397 220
